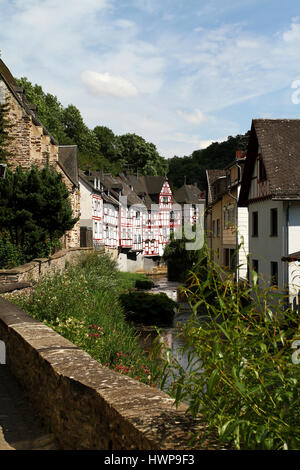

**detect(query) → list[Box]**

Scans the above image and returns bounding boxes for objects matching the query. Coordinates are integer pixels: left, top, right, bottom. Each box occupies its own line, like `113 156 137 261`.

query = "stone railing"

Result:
0 298 206 450
0 247 98 286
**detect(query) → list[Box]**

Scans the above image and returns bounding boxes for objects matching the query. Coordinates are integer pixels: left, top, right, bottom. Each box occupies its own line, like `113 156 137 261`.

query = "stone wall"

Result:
0 298 205 450
0 247 95 286
1 78 80 249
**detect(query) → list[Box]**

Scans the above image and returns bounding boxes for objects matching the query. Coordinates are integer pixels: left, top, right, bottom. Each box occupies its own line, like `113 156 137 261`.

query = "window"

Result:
212 220 216 237
217 219 220 238
270 262 278 286
252 211 258 237
270 208 278 237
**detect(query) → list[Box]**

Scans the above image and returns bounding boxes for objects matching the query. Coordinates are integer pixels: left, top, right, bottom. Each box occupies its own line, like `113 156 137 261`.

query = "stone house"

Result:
0 58 80 248
239 119 300 308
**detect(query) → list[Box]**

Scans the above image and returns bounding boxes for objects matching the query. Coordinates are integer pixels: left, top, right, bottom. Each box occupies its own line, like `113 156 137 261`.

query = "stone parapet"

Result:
0 298 206 450
0 247 97 286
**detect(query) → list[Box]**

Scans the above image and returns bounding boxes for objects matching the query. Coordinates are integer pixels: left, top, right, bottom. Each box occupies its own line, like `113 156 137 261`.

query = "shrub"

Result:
119 291 177 326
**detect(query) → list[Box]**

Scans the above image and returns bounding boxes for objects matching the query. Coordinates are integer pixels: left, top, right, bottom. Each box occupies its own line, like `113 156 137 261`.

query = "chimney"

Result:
236 150 247 160
236 150 243 160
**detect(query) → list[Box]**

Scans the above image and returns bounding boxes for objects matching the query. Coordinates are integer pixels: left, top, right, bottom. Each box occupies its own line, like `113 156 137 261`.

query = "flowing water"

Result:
135 276 208 381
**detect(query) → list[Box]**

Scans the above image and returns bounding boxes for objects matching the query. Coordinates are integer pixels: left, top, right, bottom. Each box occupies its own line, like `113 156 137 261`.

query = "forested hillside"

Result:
16 77 250 189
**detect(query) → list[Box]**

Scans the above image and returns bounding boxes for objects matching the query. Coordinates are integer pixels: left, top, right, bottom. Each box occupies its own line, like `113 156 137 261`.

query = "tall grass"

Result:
10 253 160 385
156 252 300 450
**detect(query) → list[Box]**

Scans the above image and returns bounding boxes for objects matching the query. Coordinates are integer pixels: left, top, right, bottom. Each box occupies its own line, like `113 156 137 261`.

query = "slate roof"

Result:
0 58 58 145
174 184 205 205
58 146 78 187
239 119 300 205
121 174 167 208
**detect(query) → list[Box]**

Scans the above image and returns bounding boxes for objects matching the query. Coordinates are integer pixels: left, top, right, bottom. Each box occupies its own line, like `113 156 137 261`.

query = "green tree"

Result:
167 132 250 190
162 226 202 282
0 102 14 163
118 133 168 176
93 125 122 162
0 165 78 264
16 77 70 144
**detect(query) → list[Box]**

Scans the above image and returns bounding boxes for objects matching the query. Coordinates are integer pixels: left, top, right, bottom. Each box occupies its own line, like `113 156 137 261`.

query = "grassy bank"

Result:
9 253 161 386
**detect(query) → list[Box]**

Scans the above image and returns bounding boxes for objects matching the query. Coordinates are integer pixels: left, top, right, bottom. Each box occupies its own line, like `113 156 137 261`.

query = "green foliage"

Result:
167 132 250 190
163 226 203 282
119 291 177 326
0 102 14 163
157 256 300 450
0 231 25 268
0 165 76 262
16 77 71 145
10 253 161 386
118 133 168 176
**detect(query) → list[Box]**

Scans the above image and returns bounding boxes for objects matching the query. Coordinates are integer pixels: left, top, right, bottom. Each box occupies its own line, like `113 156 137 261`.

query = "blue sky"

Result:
1 0 300 158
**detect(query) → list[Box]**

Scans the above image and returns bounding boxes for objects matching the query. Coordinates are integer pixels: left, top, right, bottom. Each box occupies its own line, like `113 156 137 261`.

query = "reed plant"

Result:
155 252 300 450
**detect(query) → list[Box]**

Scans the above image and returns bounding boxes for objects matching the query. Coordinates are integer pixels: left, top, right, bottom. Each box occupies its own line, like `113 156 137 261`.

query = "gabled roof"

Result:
239 119 300 205
58 146 78 187
0 58 58 146
174 184 205 205
206 169 226 205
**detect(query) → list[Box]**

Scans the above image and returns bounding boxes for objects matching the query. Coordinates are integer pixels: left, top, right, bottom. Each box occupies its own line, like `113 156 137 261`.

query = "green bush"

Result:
0 231 25 268
158 256 300 450
119 291 177 326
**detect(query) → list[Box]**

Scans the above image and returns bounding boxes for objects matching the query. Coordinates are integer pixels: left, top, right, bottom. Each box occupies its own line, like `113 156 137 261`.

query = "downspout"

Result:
227 162 242 284
283 202 290 304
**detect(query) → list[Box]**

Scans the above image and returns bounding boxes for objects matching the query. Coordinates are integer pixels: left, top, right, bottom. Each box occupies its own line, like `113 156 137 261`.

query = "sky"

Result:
1 0 300 159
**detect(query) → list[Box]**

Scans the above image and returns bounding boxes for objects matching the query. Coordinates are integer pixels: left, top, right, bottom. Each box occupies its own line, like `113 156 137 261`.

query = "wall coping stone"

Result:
0 297 209 450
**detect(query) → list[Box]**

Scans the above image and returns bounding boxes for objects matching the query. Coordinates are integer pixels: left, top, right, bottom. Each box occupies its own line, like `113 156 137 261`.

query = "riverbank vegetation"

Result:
157 251 300 450
9 253 162 386
119 290 177 326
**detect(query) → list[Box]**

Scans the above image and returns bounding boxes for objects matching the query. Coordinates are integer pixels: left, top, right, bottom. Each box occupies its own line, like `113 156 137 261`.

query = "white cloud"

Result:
283 19 300 42
177 109 209 124
81 70 138 98
1 1 300 160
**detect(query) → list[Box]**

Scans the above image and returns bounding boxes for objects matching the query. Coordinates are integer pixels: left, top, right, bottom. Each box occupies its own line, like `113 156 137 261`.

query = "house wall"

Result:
288 202 300 305
237 206 249 281
248 199 285 288
79 179 93 228
210 199 223 264
1 78 80 248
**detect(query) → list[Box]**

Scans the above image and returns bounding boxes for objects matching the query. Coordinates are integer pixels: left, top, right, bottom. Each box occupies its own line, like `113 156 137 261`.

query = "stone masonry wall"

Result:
1 78 79 248
0 248 94 286
0 298 205 450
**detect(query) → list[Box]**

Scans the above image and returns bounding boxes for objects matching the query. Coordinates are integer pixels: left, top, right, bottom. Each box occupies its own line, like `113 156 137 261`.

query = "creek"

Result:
134 276 209 388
